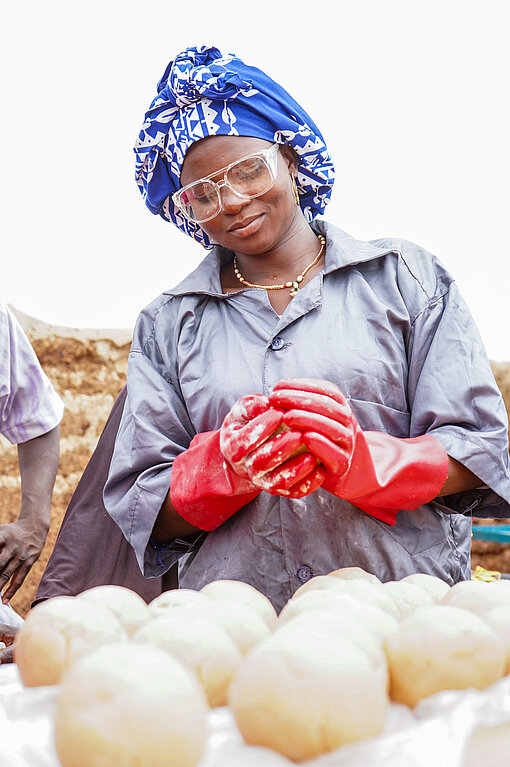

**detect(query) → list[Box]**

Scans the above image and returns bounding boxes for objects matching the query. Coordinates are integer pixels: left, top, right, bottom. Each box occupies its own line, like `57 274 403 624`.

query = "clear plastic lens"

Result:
174 144 279 224
228 157 271 193
182 182 219 220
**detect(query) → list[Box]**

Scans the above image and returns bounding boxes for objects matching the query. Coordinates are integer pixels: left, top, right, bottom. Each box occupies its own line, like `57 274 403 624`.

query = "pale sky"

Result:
2 1 509 360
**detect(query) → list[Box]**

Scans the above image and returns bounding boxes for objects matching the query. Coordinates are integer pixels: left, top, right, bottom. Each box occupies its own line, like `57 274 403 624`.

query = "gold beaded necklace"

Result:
233 234 326 298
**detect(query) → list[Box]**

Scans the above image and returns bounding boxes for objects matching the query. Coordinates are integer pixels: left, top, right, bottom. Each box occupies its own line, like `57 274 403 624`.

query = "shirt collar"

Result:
163 246 225 298
163 220 396 298
313 220 396 273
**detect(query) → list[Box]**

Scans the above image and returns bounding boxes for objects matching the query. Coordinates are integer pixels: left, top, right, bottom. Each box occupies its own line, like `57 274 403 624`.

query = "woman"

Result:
104 45 510 613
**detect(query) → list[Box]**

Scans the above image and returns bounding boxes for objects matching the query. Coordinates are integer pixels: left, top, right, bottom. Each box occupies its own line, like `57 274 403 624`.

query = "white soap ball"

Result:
149 595 270 657
278 590 399 644
15 596 127 687
482 579 510 601
200 579 278 630
202 599 272 654
484 605 510 675
54 643 208 767
385 605 506 706
78 585 150 635
132 611 242 706
441 580 510 617
229 622 389 761
292 575 400 622
277 609 388 674
400 573 451 603
291 574 351 599
148 588 210 617
382 580 434 621
328 566 382 585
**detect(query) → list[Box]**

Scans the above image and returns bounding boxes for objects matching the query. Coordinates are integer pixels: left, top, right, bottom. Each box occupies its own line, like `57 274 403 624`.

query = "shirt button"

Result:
270 337 285 351
297 565 313 583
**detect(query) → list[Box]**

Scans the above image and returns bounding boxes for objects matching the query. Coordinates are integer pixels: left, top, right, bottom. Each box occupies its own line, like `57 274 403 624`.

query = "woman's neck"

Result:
220 219 325 317
232 219 321 287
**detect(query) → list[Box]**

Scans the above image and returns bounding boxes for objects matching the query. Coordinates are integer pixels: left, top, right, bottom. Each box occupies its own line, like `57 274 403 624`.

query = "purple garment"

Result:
0 301 63 444
34 386 176 607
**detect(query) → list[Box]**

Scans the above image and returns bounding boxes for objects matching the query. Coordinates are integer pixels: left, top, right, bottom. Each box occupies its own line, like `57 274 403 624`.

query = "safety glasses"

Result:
172 143 280 224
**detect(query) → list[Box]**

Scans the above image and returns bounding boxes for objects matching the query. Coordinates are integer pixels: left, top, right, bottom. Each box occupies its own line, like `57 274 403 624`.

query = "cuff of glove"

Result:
349 502 401 526
169 430 260 532
328 433 450 526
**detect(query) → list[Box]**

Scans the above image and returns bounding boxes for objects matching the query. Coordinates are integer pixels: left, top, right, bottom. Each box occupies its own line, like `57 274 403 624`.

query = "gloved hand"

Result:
269 379 449 525
220 395 326 498
170 394 325 532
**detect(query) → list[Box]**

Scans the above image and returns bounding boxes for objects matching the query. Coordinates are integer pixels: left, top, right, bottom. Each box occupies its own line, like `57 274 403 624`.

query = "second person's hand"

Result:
0 518 49 604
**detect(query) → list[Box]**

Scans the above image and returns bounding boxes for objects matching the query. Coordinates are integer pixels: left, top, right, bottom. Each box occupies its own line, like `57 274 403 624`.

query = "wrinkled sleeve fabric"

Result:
103 305 198 577
397 245 510 518
0 302 64 444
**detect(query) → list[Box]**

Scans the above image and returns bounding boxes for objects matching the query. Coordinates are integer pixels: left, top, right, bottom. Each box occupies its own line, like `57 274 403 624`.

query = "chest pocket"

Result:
373 504 453 556
177 301 272 433
348 397 410 437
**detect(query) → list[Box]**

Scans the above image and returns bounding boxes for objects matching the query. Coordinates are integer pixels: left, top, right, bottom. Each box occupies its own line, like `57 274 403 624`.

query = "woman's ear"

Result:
278 144 299 175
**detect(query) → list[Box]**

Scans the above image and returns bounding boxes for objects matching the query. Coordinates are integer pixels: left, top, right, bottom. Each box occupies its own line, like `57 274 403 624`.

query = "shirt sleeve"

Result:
405 274 510 518
103 342 198 577
0 304 64 444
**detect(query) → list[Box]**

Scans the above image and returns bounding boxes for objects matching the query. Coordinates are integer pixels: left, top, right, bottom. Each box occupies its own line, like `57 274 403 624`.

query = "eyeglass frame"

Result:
172 142 281 224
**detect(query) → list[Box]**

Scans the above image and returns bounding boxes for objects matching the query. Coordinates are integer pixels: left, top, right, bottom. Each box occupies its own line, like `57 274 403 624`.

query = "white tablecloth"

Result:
1 664 510 767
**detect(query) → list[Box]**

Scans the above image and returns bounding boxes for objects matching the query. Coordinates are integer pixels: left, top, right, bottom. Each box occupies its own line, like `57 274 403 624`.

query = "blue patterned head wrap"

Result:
134 45 335 247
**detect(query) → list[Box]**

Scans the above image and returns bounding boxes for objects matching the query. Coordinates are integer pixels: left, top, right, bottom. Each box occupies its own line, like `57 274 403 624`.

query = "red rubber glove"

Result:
220 395 326 498
269 379 449 525
241 432 326 498
170 394 325 532
170 395 275 531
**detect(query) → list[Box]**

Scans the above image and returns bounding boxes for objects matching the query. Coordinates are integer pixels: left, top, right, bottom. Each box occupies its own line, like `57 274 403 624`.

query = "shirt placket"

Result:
260 279 324 590
261 277 323 395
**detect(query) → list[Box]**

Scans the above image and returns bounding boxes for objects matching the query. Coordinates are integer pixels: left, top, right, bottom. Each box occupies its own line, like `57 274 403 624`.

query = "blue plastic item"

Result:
471 525 510 542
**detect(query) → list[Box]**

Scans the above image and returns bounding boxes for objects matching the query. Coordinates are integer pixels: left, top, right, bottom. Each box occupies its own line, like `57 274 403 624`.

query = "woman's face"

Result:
179 135 300 254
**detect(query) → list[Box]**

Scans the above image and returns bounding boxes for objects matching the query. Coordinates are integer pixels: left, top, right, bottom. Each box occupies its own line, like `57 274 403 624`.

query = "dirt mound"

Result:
2 307 510 617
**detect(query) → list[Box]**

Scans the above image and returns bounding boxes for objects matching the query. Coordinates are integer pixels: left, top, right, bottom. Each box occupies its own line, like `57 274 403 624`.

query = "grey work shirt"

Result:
104 220 510 612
